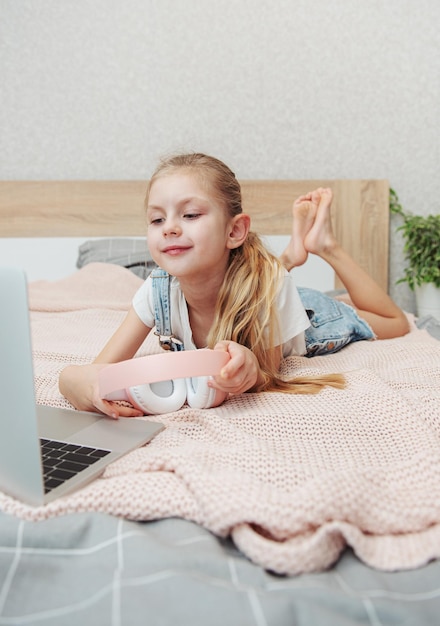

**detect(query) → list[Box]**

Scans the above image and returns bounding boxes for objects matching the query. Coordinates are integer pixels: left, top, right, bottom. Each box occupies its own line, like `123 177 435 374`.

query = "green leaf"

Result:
390 189 440 290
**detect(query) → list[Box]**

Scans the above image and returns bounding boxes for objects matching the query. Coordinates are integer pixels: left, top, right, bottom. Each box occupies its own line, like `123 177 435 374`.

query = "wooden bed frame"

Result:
0 179 389 291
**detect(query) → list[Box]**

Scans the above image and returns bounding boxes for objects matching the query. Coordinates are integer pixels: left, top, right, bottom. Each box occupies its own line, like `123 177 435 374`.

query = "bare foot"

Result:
303 188 338 257
279 193 319 270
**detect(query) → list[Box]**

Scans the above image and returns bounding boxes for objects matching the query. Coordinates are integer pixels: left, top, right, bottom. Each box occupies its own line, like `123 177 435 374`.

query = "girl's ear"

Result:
226 213 251 249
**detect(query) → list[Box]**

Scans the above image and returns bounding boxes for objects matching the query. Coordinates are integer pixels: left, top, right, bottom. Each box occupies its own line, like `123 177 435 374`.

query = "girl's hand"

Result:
210 341 261 395
59 363 144 420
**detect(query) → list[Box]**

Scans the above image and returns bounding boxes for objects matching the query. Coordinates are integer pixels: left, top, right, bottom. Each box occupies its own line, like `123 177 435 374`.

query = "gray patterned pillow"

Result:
77 238 157 279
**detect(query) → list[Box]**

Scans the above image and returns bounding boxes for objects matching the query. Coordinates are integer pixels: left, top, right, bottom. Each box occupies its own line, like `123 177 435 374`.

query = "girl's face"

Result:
146 172 240 283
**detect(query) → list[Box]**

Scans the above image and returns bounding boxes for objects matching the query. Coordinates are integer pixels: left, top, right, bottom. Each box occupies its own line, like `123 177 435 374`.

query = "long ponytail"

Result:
207 231 345 393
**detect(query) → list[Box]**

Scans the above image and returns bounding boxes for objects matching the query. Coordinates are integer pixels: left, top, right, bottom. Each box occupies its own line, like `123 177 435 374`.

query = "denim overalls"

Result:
298 287 374 356
151 269 374 357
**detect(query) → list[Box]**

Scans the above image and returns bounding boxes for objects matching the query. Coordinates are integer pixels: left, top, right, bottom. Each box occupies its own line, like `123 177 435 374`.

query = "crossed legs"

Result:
280 188 410 339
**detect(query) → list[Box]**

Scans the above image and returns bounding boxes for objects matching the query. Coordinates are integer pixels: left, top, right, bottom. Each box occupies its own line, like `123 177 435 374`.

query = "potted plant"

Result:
390 189 440 320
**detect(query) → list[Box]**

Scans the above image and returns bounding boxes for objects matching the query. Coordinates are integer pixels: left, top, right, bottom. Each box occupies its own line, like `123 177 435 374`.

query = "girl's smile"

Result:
161 245 192 255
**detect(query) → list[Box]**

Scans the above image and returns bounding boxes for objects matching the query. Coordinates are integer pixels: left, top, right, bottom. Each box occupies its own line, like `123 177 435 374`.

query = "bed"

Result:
0 179 440 626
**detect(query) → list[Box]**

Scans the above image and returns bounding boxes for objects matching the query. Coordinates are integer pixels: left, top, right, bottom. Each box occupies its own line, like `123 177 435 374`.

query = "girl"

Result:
59 153 409 418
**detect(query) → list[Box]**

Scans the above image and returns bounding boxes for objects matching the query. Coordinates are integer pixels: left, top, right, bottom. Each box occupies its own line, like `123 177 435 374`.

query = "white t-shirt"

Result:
132 269 310 356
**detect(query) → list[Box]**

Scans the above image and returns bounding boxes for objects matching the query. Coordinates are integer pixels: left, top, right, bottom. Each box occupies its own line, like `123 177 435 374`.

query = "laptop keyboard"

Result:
40 438 111 494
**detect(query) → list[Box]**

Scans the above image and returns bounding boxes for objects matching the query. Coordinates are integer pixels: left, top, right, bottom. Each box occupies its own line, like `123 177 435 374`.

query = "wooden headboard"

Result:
0 179 389 291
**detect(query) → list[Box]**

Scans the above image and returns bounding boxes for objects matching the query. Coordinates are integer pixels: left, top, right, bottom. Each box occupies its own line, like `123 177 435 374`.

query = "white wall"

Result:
1 0 439 307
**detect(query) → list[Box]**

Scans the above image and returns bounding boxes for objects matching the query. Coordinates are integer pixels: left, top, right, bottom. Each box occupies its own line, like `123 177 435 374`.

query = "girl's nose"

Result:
163 217 181 236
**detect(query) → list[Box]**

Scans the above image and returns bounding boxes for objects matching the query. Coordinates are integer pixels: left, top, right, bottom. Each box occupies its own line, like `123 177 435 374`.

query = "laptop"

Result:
0 266 164 506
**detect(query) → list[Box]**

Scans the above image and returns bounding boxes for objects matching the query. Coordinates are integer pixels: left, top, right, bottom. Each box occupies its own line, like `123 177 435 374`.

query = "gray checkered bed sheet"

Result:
1 512 439 626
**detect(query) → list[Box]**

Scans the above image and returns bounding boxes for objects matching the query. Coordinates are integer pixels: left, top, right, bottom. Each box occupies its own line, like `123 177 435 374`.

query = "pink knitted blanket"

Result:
1 263 440 576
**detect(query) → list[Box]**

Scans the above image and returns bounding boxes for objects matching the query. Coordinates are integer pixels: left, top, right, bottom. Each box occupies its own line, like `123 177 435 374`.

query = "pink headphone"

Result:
98 350 230 414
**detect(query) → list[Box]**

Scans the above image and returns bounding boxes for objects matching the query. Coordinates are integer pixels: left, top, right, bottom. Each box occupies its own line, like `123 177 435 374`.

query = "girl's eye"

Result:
184 213 201 220
149 217 164 225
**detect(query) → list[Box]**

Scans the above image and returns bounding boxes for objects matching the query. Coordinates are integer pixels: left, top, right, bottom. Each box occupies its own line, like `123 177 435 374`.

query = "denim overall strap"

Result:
151 269 184 351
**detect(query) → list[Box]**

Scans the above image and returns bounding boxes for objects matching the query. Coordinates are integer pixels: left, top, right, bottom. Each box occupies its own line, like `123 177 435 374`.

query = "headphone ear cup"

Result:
186 376 227 409
126 379 187 414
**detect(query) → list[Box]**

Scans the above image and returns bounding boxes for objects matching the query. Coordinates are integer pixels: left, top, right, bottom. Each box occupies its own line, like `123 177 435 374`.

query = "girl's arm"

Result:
59 306 152 419
93 306 151 364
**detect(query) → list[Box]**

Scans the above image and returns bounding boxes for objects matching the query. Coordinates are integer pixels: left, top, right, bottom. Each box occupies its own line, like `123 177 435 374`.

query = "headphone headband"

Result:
98 349 230 400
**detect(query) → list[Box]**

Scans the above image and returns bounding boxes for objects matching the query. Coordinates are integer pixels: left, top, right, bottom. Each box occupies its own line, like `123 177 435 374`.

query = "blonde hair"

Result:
147 153 345 394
